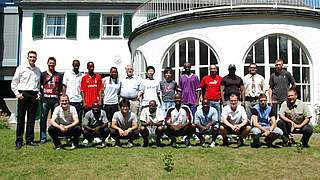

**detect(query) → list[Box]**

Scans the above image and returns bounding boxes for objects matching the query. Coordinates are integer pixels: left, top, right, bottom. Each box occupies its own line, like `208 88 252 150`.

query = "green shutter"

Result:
66 13 77 39
32 13 44 39
89 13 100 39
123 13 132 38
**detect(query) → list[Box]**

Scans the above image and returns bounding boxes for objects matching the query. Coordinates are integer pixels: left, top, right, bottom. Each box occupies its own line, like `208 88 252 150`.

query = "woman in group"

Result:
102 67 121 122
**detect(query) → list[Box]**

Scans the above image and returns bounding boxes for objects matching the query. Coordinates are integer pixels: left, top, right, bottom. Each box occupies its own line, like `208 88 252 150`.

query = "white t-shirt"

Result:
141 79 160 106
52 105 78 125
221 104 247 125
140 107 164 124
102 77 120 105
63 71 83 102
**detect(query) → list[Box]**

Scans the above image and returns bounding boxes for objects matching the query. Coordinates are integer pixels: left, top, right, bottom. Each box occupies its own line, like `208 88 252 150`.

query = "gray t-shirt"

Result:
83 110 108 128
159 80 178 102
52 105 78 125
112 111 137 130
269 70 295 102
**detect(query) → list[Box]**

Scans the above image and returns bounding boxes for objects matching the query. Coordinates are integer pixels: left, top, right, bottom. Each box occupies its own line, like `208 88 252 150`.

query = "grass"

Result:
1 129 320 179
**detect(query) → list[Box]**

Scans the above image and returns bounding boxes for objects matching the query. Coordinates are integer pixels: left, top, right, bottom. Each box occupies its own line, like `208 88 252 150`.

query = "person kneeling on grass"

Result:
193 98 219 148
220 94 251 147
164 93 194 148
48 95 81 150
110 99 139 148
140 100 165 147
82 101 110 147
251 93 283 148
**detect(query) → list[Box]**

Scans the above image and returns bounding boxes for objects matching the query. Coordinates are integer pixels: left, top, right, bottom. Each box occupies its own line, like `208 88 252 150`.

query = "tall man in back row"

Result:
269 59 296 116
11 50 41 149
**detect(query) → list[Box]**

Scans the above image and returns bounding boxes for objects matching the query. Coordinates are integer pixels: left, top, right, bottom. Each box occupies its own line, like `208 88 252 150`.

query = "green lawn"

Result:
1 129 320 179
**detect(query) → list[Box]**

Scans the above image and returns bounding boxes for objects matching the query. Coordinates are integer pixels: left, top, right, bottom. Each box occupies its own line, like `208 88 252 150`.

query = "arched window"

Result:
133 50 147 78
161 38 219 80
244 35 311 102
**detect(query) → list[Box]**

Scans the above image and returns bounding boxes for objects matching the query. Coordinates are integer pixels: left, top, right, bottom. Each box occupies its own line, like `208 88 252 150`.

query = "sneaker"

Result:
171 138 177 148
210 141 216 148
101 142 107 147
70 143 77 150
40 139 47 144
143 139 149 147
82 139 89 145
127 141 134 148
94 137 102 144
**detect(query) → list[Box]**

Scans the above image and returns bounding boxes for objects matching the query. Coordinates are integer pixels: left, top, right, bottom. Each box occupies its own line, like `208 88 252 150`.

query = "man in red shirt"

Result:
81 62 103 116
200 64 222 121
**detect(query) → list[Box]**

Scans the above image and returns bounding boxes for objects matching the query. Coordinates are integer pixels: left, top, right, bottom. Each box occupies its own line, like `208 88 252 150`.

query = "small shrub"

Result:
162 150 174 172
0 113 9 129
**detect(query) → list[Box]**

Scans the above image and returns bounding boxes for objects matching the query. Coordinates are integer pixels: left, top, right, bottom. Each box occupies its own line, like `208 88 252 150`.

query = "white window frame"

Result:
244 35 312 103
45 14 66 38
101 14 122 38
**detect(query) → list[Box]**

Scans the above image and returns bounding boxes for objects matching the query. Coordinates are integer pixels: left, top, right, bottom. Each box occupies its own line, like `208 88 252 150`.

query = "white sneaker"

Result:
127 142 134 148
210 141 216 148
70 143 76 150
94 137 102 144
83 139 89 145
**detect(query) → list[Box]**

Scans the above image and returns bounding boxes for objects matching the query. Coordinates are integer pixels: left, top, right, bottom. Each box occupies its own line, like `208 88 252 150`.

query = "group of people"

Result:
11 50 313 150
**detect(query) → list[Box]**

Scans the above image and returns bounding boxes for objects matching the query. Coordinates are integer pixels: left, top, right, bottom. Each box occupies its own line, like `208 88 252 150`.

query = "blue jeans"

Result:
209 100 221 123
40 98 59 141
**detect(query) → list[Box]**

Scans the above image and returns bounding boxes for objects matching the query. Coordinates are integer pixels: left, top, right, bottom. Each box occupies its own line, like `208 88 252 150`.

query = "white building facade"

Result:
129 1 320 121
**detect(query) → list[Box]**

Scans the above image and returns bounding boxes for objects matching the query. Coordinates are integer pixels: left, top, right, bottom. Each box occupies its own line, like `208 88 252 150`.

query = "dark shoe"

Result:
289 134 296 145
171 138 177 148
237 138 244 147
26 141 38 146
143 139 149 147
222 139 229 146
282 136 291 147
115 140 121 147
250 142 261 148
16 142 22 150
199 138 205 147
184 137 191 147
156 138 161 147
303 144 310 148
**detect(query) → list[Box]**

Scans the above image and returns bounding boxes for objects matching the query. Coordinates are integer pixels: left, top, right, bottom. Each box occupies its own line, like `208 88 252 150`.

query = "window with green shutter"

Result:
89 13 101 39
123 13 132 38
66 13 77 39
32 13 44 39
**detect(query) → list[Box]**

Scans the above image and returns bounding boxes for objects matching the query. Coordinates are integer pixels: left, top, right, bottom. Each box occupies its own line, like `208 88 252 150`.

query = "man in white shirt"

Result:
63 59 83 121
11 50 41 149
220 94 251 147
48 95 81 150
120 65 142 116
243 63 266 121
140 66 161 109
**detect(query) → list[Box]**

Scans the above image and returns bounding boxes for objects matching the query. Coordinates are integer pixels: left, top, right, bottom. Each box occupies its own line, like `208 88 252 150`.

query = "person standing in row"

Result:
102 67 120 123
81 62 103 115
159 67 179 116
269 59 296 116
243 63 266 121
221 64 245 107
199 64 222 120
120 65 142 116
11 50 41 149
63 59 83 121
140 66 161 110
40 57 63 144
179 62 201 117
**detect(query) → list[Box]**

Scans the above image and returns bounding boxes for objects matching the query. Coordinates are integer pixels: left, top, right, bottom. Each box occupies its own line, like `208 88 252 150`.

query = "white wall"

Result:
20 10 133 77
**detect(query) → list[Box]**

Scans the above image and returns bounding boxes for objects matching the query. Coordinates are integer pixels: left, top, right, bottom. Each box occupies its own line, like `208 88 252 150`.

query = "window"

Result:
133 50 147 78
46 15 65 37
162 38 219 81
102 15 122 37
244 35 311 102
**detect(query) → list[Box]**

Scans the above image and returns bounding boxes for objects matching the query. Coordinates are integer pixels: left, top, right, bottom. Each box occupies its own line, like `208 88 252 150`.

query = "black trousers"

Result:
110 128 140 143
104 104 119 122
48 125 82 147
70 101 83 123
16 91 38 144
83 127 110 142
277 120 313 146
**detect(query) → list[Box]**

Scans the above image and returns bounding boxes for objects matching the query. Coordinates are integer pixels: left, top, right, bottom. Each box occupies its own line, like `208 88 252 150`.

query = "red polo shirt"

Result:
81 73 103 108
200 75 222 101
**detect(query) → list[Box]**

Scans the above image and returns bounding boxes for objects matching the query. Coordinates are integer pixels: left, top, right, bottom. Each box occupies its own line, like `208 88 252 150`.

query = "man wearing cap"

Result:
221 64 245 107
243 63 266 121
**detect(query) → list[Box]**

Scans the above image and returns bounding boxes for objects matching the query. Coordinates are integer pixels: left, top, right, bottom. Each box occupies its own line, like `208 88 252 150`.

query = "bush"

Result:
0 113 9 129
